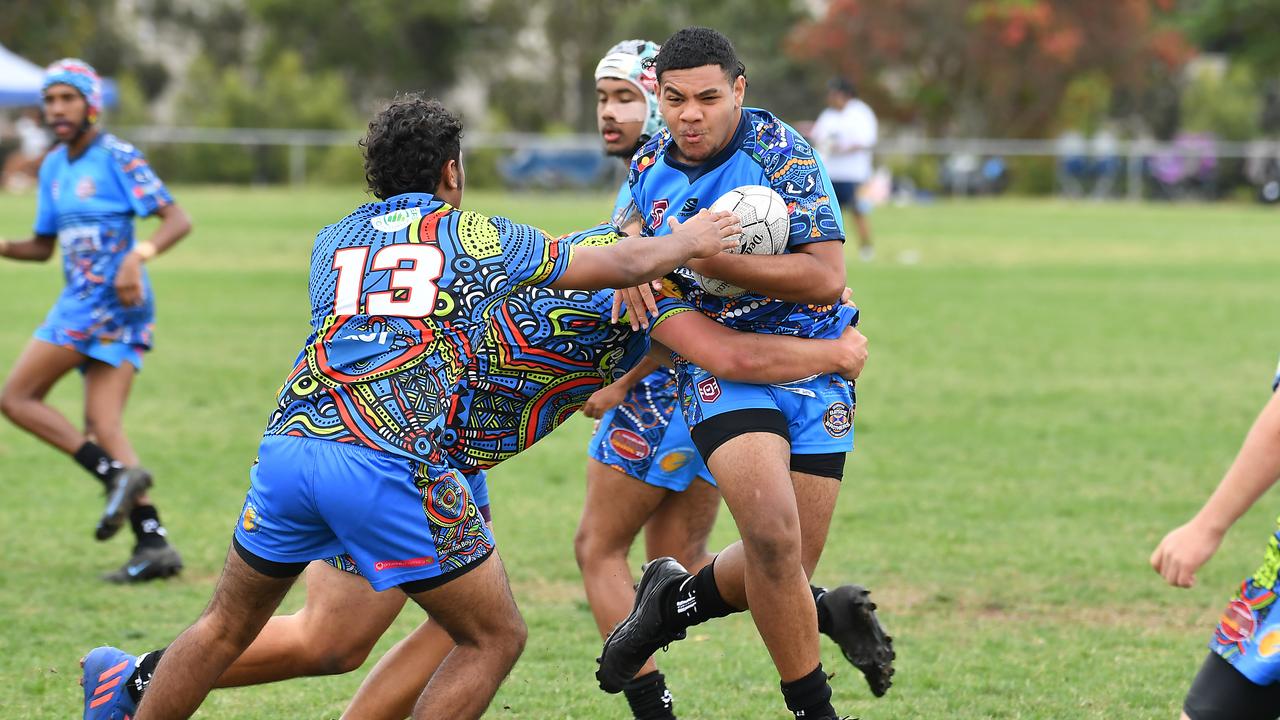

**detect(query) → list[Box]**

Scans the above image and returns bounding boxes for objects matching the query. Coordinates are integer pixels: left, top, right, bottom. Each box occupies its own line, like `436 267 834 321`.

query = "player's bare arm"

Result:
115 203 193 307
651 312 867 383
1151 389 1280 588
683 238 847 305
551 210 740 291
0 234 56 262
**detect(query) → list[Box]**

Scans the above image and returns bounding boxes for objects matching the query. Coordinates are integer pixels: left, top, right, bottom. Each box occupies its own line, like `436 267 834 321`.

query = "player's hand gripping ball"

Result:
689 185 790 297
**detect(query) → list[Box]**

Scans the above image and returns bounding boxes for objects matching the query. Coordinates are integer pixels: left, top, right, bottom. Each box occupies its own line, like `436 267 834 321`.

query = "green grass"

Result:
2 188 1279 718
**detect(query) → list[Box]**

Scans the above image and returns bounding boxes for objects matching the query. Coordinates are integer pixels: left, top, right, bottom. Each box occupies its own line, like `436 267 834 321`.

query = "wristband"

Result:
132 241 158 261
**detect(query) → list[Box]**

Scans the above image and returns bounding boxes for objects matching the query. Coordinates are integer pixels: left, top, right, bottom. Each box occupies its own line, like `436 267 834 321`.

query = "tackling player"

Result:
595 28 894 720
0 59 190 583
79 105 869 717
111 94 747 720
1151 358 1280 720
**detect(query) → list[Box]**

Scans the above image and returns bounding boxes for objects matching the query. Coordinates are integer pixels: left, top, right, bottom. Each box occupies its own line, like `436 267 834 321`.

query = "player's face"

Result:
42 84 88 142
596 78 647 158
659 65 745 164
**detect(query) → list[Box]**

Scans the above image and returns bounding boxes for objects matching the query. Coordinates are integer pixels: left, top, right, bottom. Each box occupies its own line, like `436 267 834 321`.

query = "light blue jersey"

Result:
32 133 172 367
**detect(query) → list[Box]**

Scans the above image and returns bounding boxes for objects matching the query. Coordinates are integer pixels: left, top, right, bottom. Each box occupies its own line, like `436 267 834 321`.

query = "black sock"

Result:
622 670 677 720
125 647 166 704
130 505 169 549
73 442 122 489
781 664 835 719
664 559 738 631
812 585 833 635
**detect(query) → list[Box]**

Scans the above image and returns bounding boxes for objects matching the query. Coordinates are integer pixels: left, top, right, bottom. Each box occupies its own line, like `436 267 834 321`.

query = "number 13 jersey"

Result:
263 192 579 465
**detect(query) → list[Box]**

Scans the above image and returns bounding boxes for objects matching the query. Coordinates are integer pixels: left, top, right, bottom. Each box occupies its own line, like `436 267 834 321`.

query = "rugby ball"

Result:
690 185 790 297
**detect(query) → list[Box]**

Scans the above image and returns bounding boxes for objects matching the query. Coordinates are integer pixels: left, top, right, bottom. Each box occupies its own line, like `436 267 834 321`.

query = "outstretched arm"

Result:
0 234 55 262
682 239 846 305
550 211 739 292
651 311 867 384
1151 389 1280 588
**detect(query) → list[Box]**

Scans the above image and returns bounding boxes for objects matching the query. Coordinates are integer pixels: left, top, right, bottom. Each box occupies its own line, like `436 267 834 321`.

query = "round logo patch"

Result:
608 428 650 461
658 449 693 473
75 176 96 200
1218 598 1257 643
823 402 852 438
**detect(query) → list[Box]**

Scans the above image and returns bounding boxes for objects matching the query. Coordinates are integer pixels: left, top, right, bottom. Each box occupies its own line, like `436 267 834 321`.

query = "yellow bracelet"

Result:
133 241 158 261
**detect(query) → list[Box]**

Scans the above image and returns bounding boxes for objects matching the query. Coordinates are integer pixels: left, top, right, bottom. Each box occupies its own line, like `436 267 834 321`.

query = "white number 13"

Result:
332 244 445 317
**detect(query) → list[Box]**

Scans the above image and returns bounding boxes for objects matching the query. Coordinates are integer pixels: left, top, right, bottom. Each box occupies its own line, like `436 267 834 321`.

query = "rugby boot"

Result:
597 557 690 693
80 646 138 719
102 543 183 584
818 584 895 697
95 467 152 541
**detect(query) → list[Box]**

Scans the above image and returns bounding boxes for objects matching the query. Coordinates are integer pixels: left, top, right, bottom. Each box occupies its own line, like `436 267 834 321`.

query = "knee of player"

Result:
0 385 25 420
573 521 628 569
741 517 803 568
306 636 376 676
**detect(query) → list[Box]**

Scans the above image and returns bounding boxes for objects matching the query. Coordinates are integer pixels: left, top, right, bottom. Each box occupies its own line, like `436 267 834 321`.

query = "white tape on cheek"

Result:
607 99 647 125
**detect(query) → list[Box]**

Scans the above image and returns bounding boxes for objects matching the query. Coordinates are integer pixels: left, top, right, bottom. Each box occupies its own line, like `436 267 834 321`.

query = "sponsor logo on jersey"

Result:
658 449 693 473
373 556 435 572
75 176 96 200
648 199 670 231
609 428 651 461
370 206 423 233
240 503 260 533
696 376 721 403
677 197 701 218
823 401 852 438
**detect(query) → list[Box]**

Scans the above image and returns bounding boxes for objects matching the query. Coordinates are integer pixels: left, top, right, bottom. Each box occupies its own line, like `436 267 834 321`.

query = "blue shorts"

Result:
34 322 145 370
235 435 494 591
587 371 714 492
679 368 855 457
323 467 491 577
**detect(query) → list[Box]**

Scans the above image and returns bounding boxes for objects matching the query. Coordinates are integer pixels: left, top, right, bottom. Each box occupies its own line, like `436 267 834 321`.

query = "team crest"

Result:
823 401 852 438
75 176 96 200
696 376 721 403
648 199 670 231
609 428 650 461
240 503 261 534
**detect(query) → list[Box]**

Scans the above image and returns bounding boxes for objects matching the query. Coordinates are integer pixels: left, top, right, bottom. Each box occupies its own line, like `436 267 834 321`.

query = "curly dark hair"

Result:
654 27 745 82
360 94 462 200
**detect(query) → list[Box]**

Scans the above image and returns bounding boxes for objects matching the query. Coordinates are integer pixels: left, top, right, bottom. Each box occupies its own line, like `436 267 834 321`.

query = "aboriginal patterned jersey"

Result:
628 107 848 340
438 235 695 475
34 132 172 347
263 193 581 465
1208 365 1280 683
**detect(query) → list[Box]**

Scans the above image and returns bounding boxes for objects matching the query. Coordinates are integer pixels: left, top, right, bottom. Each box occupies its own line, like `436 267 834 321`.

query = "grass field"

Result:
2 187 1279 719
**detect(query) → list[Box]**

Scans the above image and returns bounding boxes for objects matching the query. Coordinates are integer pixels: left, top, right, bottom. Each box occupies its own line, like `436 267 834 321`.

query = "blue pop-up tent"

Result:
0 43 118 107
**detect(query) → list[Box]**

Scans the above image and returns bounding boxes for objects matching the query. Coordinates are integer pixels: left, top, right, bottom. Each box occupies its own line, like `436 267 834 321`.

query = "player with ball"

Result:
596 27 893 720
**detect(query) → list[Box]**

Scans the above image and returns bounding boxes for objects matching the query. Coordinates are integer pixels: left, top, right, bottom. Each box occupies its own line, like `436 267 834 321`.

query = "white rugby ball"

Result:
690 185 790 297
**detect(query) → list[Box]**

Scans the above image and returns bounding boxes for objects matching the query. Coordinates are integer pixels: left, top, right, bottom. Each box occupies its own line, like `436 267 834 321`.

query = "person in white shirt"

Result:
812 78 877 261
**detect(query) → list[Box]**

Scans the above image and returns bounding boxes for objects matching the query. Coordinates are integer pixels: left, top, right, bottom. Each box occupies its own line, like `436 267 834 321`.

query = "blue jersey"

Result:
628 107 847 340
263 193 582 465
33 132 172 348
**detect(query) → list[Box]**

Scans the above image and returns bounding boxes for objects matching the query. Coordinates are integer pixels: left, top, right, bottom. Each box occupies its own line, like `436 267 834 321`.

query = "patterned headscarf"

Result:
594 39 663 143
42 58 103 125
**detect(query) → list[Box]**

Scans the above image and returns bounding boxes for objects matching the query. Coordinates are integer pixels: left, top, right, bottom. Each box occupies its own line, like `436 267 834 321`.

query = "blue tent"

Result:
0 43 118 108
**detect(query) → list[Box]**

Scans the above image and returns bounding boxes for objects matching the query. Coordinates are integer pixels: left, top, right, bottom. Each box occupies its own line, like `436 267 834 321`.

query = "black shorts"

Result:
1184 652 1280 720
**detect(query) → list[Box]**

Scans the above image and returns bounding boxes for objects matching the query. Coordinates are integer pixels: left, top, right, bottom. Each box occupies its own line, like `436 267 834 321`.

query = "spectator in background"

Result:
2 108 51 192
812 77 877 261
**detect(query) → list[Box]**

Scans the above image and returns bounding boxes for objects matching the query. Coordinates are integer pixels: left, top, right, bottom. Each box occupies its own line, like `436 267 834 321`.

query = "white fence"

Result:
116 125 1280 199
